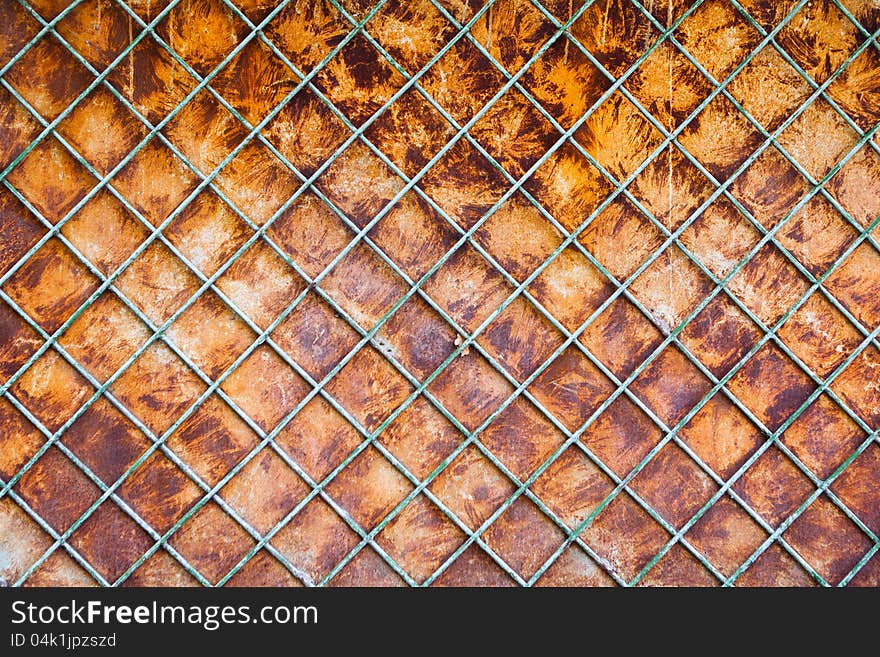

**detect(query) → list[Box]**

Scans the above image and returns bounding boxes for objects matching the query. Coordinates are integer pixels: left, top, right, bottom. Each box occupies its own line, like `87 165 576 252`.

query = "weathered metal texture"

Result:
0 0 878 587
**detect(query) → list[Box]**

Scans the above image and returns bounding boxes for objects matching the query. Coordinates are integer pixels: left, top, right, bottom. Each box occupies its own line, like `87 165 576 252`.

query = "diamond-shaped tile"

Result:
831 345 880 430
376 296 457 382
733 445 815 526
482 295 564 381
676 0 762 81
367 0 457 73
267 191 352 279
529 246 614 332
778 98 860 180
62 396 151 485
7 137 95 224
824 242 880 331
220 344 310 432
679 392 764 480
784 495 872 584
216 239 306 329
427 350 514 431
0 497 53 586
365 87 457 177
480 396 564 480
777 291 863 378
379 396 460 480
69 501 153 583
632 443 718 528
429 445 515 530
470 90 558 179
325 446 413 530
11 350 92 434
221 448 310 534
0 1 38 69
686 496 767 577
60 292 150 383
678 95 764 183
827 144 880 228
827 46 880 132
581 492 670 581
529 345 615 432
830 443 880 534
475 193 562 282
0 189 44 280
572 0 658 78
170 502 255 584
729 147 810 229
431 544 516 587
420 39 506 123
328 546 406 587
680 294 762 378
117 451 202 534
729 46 812 133
727 343 816 431
5 35 93 121
0 398 44 484
531 445 614 529
630 345 712 427
167 395 260 486
157 0 249 77
57 0 133 71
265 0 352 74
275 396 362 482
216 141 299 226
471 0 554 74
728 244 810 326
777 196 858 279
0 300 42 385
535 545 616 587
424 244 513 333
377 494 465 583
62 191 149 276
325 346 413 433
483 496 564 580
0 87 41 172
313 34 407 126
783 394 866 483
110 342 206 435
735 542 816 587
681 198 761 279
777 0 863 84
581 394 664 478
579 296 663 380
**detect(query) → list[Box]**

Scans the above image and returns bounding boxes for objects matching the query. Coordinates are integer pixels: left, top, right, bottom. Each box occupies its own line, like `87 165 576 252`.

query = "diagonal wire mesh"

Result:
0 0 878 587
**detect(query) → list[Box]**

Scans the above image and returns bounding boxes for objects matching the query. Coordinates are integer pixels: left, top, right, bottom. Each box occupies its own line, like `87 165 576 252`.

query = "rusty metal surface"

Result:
0 0 879 587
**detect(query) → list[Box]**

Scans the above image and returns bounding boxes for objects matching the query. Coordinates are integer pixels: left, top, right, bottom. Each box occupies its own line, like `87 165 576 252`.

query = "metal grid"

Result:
0 0 878 586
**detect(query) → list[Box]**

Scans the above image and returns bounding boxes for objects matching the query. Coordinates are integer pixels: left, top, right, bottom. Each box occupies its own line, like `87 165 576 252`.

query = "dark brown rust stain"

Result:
271 498 359 584
631 444 717 529
275 396 362 482
781 394 866 480
110 343 206 435
727 343 816 432
828 46 880 132
0 301 42 384
221 448 310 534
428 445 515 530
227 550 303 587
265 0 350 74
678 393 763 481
729 148 810 230
431 544 516 587
272 292 359 381
639 544 718 587
10 351 92 434
379 396 460 480
736 543 817 587
376 494 464 583
0 1 38 69
480 396 564 479
15 447 100 534
328 547 406 587
529 345 615 432
680 294 762 379
117 452 202 534
580 394 663 478
0 399 44 483
686 496 767 577
733 446 815 527
482 295 563 381
471 0 553 75
783 496 872 585
62 397 151 484
581 493 670 581
220 344 310 432
169 502 256 585
69 502 153 583
474 192 562 282
57 0 133 71
630 345 712 427
579 296 664 380
483 496 565 580
830 444 880 535
572 0 656 79
427 349 514 431
324 346 413 432
0 190 44 280
831 345 880 429
167 395 260 486
531 445 614 528
535 545 616 587
325 445 413 531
